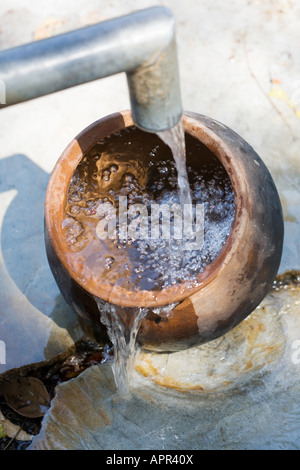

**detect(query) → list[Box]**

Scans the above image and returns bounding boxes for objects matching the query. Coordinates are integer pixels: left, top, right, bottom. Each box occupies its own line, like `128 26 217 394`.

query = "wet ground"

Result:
0 0 300 450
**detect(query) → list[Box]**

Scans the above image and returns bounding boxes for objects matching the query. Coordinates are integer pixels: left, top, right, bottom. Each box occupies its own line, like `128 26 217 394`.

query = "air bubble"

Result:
84 208 93 216
105 256 115 269
68 192 81 203
70 205 81 215
102 170 111 181
67 236 77 245
77 184 86 194
123 173 134 183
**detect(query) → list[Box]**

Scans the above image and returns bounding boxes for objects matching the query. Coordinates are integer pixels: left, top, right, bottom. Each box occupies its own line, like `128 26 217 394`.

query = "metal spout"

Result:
0 6 182 132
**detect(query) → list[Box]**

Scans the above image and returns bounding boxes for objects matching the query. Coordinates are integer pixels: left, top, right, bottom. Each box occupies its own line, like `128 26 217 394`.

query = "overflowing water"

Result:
95 298 177 396
64 124 235 394
96 298 148 396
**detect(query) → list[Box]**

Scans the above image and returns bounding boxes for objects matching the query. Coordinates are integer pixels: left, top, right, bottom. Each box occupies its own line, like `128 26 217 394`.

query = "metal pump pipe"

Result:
0 6 182 132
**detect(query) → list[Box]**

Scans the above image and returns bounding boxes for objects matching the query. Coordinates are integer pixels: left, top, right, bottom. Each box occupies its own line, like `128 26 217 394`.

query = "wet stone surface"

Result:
28 274 300 450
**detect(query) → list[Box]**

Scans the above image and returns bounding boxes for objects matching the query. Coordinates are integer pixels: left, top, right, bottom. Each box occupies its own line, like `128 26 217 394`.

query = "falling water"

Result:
158 120 195 245
96 298 148 396
96 123 193 396
158 120 192 208
65 123 235 395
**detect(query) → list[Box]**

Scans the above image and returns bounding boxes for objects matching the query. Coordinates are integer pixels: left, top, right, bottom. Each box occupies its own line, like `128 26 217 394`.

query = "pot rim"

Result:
45 110 249 308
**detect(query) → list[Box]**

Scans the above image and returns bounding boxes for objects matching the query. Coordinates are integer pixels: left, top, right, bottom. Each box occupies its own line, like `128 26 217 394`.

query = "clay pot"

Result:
45 110 284 352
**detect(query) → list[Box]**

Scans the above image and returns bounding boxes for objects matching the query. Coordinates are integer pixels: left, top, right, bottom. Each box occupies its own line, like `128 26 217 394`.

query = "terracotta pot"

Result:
45 110 284 352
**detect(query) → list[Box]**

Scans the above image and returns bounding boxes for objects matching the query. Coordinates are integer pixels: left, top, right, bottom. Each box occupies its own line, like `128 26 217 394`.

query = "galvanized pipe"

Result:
0 6 182 132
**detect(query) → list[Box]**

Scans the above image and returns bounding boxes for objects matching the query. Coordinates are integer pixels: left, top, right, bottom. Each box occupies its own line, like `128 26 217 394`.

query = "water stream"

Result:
158 121 192 208
64 123 235 395
96 299 177 396
99 121 194 396
96 299 148 396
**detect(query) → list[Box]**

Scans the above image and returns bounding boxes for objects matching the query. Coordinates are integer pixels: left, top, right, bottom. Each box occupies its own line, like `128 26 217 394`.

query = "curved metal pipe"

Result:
0 6 182 132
